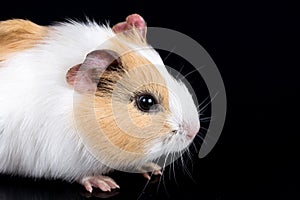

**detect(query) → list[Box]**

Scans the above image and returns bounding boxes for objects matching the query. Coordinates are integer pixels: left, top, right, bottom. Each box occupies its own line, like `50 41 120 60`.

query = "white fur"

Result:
0 21 199 182
0 21 114 182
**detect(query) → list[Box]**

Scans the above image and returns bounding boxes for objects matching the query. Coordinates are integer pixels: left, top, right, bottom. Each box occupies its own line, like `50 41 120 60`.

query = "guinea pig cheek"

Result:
127 103 152 128
91 98 165 157
120 102 172 149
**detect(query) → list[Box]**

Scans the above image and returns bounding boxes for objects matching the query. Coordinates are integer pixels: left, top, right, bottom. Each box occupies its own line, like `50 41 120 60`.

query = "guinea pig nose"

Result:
185 123 200 139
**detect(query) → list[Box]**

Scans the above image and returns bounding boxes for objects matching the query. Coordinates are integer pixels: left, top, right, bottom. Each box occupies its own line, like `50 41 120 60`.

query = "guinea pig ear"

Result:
112 14 147 39
66 50 121 93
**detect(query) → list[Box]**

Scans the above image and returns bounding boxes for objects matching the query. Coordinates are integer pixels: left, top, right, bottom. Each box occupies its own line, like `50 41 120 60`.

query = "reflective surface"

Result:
1 144 299 200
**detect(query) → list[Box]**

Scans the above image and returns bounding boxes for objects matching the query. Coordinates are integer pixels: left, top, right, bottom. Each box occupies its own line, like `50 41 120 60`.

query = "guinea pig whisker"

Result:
198 91 219 114
179 152 184 171
198 107 209 116
195 126 222 150
180 152 189 178
166 153 173 186
168 153 172 180
197 95 211 110
200 126 208 131
172 152 178 186
157 152 170 196
163 46 176 62
179 64 206 81
195 133 208 146
175 64 185 79
137 175 152 200
186 149 194 173
181 150 196 184
192 135 204 148
200 116 213 122
138 158 162 199
191 142 198 153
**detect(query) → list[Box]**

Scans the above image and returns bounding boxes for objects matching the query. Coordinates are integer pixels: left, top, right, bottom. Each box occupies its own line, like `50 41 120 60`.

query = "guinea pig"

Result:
0 14 200 192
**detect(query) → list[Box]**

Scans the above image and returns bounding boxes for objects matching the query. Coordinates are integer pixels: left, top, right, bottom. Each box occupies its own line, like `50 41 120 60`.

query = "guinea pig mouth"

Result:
186 134 195 140
171 130 194 140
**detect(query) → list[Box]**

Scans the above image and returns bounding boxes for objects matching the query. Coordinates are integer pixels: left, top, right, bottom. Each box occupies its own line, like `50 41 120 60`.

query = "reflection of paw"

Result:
139 162 162 180
80 175 120 193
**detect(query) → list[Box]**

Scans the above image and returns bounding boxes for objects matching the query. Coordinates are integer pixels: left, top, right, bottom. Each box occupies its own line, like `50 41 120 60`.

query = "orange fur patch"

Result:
75 50 171 162
0 19 47 61
94 51 171 155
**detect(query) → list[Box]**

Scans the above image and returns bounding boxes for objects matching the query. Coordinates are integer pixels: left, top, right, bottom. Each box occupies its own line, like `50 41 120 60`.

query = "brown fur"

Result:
0 19 47 61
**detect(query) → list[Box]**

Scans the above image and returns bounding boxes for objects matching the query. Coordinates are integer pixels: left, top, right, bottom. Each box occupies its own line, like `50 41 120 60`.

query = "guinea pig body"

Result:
0 15 200 192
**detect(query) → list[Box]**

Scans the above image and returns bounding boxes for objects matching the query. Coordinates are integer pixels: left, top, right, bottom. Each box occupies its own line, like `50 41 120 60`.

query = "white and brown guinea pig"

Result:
0 14 200 192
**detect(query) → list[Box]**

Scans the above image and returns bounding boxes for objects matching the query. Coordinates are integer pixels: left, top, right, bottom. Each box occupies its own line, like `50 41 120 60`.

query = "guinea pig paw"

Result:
139 162 162 180
80 175 120 193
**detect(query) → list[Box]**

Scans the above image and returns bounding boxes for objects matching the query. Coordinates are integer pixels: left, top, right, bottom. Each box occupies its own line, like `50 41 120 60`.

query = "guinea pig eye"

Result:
136 94 159 113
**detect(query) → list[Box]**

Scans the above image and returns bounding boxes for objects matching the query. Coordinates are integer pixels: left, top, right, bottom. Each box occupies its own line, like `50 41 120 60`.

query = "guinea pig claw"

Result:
139 162 162 179
141 171 151 180
80 175 120 193
84 183 93 193
153 170 163 176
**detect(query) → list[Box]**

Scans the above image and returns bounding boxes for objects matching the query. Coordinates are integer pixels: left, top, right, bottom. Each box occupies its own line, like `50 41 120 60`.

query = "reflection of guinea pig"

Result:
0 14 200 192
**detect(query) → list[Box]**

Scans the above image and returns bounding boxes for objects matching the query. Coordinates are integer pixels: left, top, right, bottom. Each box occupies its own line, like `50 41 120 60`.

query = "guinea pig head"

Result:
66 42 200 170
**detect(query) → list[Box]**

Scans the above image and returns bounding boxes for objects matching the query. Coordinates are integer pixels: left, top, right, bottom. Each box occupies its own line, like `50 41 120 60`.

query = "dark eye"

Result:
136 94 159 113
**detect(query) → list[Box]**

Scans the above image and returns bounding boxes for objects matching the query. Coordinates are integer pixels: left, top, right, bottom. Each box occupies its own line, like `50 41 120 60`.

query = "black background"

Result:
0 1 299 199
